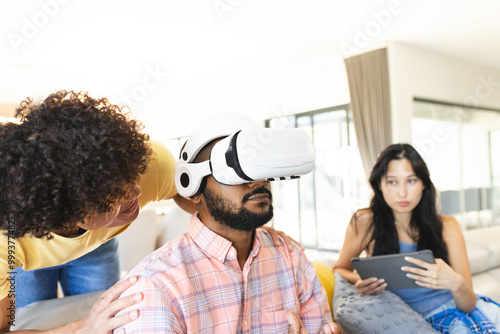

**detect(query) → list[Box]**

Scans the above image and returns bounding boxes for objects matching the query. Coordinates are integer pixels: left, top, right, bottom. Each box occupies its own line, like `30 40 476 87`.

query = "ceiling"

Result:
1 0 500 127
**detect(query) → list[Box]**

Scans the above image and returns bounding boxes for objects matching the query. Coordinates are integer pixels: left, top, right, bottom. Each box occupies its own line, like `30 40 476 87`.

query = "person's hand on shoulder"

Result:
260 225 304 251
287 311 343 334
72 276 143 334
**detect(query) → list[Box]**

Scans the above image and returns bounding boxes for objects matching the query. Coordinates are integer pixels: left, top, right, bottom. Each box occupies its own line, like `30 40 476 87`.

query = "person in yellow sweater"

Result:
0 91 291 333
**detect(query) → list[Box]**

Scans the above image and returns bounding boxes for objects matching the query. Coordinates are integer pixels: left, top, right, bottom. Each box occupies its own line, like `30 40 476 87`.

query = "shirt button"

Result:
244 320 248 326
218 256 223 261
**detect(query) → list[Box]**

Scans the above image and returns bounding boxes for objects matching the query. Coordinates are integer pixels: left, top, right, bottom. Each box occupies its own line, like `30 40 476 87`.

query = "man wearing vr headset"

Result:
115 114 340 333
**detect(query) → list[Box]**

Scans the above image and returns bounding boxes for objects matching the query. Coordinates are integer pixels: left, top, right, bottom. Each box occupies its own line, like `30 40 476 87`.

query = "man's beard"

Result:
203 186 274 231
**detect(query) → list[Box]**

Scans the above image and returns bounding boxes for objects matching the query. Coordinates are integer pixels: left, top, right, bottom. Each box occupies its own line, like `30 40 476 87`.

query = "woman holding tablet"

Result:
333 143 500 332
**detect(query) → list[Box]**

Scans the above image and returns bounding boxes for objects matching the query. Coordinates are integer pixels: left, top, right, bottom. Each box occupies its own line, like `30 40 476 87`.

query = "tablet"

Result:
350 250 435 290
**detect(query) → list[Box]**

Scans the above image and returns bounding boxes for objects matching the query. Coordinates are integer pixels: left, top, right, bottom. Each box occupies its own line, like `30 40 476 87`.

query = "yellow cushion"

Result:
312 261 335 318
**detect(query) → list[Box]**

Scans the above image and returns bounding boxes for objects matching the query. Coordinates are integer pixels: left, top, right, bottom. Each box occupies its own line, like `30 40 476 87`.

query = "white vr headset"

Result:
175 127 315 198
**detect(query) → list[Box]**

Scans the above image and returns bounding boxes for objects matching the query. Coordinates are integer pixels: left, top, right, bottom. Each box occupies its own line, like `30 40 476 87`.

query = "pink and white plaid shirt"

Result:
116 214 332 333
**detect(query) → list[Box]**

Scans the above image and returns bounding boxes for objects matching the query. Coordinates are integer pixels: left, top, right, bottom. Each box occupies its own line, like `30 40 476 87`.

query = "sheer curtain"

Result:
344 48 393 177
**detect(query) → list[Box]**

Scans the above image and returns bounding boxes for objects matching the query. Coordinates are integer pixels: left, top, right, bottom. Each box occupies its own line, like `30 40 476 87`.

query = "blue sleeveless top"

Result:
391 241 454 316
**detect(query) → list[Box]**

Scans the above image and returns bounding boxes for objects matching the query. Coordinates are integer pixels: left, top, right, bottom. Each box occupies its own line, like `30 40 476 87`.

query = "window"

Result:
266 106 369 250
412 98 500 228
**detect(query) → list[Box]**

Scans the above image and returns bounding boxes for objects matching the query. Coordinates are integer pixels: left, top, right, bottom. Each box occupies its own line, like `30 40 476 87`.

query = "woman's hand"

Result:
72 276 143 334
354 277 387 295
402 257 464 291
260 225 304 251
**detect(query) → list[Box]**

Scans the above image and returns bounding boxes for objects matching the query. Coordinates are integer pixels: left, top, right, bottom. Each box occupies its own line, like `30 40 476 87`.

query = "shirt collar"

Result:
187 214 262 263
250 230 261 257
188 214 232 263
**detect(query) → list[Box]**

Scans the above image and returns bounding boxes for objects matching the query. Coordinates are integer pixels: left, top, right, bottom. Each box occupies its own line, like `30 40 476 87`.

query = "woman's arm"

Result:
332 210 387 295
442 215 476 312
402 215 476 313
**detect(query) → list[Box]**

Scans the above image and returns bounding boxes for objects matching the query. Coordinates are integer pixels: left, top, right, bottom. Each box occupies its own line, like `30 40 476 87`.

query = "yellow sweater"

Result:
0 141 178 300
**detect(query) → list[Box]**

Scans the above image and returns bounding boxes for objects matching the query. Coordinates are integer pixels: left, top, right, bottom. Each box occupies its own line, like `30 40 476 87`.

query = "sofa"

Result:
462 225 500 302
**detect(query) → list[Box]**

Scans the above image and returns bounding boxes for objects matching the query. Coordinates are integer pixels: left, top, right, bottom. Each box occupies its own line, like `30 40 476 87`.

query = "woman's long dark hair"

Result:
367 143 449 263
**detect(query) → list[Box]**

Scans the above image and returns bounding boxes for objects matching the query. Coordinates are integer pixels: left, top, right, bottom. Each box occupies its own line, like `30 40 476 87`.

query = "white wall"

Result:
157 41 500 143
138 40 351 142
0 39 352 143
387 42 500 143
5 40 500 147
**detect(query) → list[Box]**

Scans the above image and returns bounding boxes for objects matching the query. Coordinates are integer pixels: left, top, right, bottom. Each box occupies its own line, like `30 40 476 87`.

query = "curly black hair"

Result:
0 90 151 239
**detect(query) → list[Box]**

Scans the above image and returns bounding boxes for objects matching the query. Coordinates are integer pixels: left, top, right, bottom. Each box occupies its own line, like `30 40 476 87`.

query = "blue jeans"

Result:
15 238 120 307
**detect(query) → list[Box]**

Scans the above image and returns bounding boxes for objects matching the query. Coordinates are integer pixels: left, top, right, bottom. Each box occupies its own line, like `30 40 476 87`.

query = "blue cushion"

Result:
332 273 440 334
